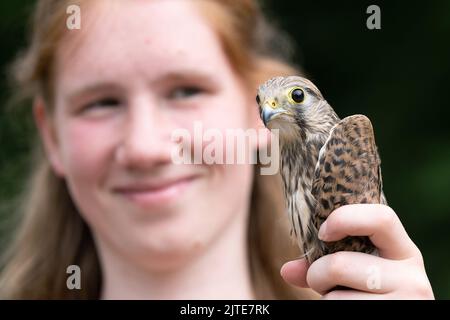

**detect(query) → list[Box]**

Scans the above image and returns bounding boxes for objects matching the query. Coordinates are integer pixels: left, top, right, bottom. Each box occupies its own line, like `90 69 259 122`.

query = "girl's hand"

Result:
280 204 434 299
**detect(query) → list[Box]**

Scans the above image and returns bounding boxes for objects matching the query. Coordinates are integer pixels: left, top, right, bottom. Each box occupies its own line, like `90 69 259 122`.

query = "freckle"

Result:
193 240 205 251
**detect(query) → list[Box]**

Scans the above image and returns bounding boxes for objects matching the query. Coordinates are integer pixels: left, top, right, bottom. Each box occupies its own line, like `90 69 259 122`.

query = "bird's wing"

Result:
311 114 386 228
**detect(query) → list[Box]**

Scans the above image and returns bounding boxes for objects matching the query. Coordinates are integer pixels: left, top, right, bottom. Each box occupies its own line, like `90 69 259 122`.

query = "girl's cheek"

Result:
62 120 119 178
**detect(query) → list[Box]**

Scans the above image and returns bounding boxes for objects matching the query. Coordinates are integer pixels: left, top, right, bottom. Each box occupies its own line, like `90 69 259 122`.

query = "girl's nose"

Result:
115 96 174 170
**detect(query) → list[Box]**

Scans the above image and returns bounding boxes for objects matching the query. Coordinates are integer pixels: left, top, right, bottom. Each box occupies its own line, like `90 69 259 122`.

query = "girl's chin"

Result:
134 240 208 271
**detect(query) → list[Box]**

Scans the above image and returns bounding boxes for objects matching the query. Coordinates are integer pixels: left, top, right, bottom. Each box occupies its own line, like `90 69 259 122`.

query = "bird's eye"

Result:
291 88 305 103
256 95 260 105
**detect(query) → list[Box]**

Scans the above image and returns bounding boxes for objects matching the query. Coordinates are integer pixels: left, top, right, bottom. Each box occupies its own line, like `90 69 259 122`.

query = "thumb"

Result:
280 258 310 288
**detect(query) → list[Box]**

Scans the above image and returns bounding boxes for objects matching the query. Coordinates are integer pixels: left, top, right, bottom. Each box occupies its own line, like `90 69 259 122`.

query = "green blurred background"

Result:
1 1 449 298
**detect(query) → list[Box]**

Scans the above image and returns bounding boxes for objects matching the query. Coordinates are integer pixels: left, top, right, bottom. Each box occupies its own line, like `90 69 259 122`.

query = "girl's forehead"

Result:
56 0 227 87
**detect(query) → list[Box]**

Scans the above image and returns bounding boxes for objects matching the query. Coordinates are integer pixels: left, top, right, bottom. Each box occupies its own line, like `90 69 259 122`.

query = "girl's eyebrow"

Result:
154 70 219 87
66 83 120 102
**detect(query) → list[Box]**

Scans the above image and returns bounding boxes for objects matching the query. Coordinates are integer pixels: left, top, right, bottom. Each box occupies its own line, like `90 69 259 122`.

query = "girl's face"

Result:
40 0 261 269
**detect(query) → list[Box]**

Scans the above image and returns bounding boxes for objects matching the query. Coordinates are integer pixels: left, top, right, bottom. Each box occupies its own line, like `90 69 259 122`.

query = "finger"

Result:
307 251 399 295
318 204 420 260
321 290 386 300
280 258 310 288
321 289 431 300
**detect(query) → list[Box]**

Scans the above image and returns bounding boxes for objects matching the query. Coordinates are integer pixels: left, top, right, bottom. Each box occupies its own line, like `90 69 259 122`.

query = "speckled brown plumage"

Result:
310 114 387 262
257 76 387 263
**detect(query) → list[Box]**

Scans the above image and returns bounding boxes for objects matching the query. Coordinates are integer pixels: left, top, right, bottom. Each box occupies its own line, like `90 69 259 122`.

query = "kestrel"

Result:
256 76 387 263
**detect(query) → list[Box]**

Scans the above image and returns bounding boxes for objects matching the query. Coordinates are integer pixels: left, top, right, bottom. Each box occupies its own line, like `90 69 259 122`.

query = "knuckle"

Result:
399 267 434 299
411 275 434 299
410 246 424 264
377 205 397 228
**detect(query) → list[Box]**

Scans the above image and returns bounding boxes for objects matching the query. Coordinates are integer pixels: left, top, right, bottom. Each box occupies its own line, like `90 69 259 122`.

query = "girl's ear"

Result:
33 97 66 177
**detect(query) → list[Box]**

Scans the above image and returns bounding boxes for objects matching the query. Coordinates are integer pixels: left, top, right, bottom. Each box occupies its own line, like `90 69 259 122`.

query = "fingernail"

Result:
318 222 327 240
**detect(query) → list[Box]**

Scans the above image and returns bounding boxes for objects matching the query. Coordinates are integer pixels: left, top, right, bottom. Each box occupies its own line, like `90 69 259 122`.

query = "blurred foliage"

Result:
0 0 36 247
1 0 449 298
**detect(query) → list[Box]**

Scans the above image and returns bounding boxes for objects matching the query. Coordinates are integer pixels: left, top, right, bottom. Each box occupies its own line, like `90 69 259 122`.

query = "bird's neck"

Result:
279 136 320 194
279 107 340 194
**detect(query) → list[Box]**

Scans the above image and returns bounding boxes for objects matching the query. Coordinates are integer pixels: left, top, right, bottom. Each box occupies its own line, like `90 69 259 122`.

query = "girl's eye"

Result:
83 97 121 111
168 86 204 100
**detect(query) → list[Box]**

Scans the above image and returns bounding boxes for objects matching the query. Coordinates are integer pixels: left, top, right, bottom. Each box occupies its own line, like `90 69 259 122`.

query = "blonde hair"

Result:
0 0 316 299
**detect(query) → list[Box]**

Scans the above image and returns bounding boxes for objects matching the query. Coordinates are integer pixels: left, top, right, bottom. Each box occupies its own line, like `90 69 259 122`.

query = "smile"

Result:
113 175 199 208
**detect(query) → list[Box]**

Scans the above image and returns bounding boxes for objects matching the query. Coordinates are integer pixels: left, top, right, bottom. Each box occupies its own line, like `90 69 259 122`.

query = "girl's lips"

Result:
114 176 198 208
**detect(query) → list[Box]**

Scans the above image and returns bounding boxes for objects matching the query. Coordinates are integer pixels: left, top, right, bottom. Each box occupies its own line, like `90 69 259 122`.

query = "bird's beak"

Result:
261 101 285 126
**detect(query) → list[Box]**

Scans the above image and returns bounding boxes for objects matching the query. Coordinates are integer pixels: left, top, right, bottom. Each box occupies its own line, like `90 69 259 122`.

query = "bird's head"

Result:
256 75 335 142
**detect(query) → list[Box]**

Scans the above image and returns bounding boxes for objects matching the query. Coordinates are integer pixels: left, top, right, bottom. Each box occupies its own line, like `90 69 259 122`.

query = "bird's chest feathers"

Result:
280 140 321 242
280 139 320 196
